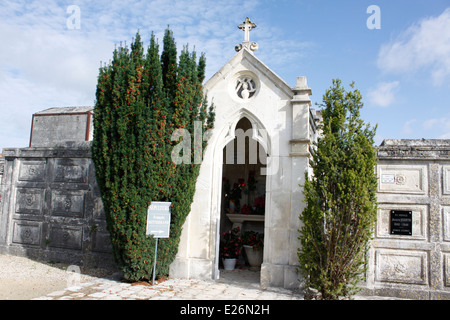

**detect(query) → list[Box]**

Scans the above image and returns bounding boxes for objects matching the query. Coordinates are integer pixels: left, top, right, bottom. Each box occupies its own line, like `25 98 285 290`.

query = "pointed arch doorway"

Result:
215 117 267 283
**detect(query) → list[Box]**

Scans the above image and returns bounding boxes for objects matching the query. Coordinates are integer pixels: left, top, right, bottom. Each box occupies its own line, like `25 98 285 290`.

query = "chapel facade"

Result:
169 18 321 288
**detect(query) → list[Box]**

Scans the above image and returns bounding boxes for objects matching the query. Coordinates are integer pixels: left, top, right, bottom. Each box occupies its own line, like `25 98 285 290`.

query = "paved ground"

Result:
0 254 116 300
33 267 403 301
1 254 406 302
33 268 305 300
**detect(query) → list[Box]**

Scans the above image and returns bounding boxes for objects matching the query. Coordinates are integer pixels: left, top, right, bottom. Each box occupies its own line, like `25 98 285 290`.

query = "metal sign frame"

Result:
146 201 171 284
146 201 171 238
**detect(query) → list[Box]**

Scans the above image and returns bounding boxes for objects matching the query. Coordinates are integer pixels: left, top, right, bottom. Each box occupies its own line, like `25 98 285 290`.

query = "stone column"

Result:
287 77 313 288
261 77 314 289
0 155 12 248
290 77 312 146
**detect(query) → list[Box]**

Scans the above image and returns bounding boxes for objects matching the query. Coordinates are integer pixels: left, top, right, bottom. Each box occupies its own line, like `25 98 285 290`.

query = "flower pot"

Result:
223 258 237 270
244 245 263 271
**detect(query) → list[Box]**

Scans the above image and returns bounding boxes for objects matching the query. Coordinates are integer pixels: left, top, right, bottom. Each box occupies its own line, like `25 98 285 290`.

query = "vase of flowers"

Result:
220 227 243 270
242 231 264 270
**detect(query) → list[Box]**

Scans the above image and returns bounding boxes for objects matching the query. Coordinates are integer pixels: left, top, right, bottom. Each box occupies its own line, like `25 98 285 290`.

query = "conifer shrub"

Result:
92 29 214 281
298 79 377 299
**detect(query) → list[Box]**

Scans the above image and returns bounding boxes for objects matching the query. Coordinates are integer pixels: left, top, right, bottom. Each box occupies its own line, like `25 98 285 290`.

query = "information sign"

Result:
146 202 171 238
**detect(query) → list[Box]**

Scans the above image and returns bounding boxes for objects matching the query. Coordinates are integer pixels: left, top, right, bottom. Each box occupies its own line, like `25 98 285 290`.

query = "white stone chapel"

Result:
169 18 321 288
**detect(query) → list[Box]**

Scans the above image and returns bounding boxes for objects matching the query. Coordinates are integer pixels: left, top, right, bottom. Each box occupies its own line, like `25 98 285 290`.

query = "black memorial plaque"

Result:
390 210 412 235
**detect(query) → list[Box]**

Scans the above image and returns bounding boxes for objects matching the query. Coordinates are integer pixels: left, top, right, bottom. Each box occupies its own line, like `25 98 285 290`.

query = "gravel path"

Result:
0 254 117 300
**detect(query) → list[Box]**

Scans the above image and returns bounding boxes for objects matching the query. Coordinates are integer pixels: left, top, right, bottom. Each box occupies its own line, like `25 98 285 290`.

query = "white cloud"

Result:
367 81 400 107
377 8 450 86
0 0 315 150
0 0 258 149
422 116 450 138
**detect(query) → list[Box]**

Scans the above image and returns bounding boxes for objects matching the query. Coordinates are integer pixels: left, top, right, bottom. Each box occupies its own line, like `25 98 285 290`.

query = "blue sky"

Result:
1 0 450 149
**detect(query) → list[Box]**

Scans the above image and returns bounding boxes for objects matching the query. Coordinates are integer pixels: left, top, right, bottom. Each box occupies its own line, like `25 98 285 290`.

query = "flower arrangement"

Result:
242 230 264 250
220 227 243 259
241 204 250 215
222 171 265 215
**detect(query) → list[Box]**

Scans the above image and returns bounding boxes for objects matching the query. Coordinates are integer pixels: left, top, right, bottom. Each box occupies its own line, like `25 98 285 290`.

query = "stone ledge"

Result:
378 139 450 160
2 142 92 159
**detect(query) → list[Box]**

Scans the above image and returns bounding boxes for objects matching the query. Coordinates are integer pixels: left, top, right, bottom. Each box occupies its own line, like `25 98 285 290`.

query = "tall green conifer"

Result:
92 29 214 281
298 79 377 299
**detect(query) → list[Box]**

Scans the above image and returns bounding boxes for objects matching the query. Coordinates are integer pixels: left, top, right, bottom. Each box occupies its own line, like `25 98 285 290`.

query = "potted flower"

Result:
242 230 264 270
220 227 243 270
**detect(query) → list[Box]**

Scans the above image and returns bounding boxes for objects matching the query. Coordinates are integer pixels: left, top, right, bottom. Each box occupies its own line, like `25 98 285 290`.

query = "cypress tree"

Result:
161 28 178 104
92 30 214 281
298 79 378 299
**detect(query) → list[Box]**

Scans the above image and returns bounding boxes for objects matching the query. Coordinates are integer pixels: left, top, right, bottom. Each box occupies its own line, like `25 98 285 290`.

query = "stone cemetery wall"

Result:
0 143 114 267
365 139 450 299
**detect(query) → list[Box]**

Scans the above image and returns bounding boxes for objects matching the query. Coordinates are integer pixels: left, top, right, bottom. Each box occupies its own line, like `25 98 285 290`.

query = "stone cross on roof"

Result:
236 17 258 52
238 17 257 42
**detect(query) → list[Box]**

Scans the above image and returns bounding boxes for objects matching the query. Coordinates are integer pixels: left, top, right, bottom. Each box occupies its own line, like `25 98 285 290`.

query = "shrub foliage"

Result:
92 29 214 281
298 79 377 299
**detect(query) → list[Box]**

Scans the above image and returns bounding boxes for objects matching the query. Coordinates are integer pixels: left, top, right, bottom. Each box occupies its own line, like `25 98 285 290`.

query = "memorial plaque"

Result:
381 174 395 184
390 210 412 235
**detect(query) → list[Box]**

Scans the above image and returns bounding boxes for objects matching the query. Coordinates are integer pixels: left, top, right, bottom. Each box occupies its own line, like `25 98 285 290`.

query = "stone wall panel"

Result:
376 204 428 240
50 190 85 218
444 253 450 287
53 159 88 183
444 207 450 242
18 161 46 182
443 166 450 196
377 164 428 195
12 221 41 246
15 188 45 216
375 249 428 285
48 225 83 250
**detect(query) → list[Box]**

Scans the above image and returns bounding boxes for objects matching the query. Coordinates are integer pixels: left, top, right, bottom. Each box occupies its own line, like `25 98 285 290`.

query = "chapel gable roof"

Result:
204 47 293 98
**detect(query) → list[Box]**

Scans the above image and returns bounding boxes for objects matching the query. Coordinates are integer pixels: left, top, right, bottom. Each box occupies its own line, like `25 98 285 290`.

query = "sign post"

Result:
146 201 171 285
